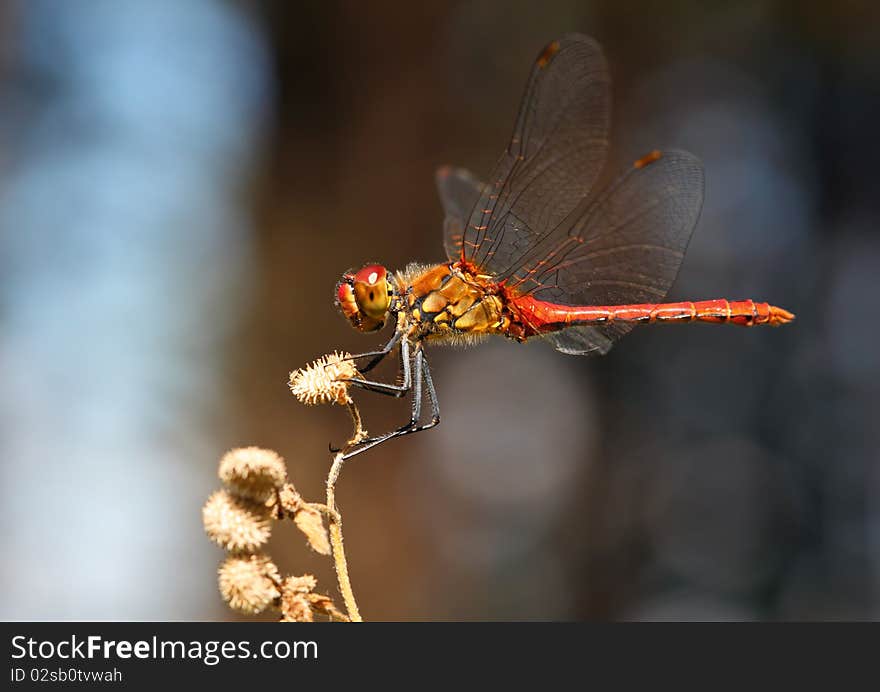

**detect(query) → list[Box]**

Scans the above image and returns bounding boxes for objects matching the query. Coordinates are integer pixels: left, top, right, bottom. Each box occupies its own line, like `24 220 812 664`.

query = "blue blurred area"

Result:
0 1 877 620
0 0 270 618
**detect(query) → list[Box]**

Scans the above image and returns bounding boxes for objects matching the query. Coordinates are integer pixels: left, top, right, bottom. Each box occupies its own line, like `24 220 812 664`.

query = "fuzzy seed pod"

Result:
279 575 318 622
219 446 287 502
203 490 272 553
289 352 359 406
218 554 281 615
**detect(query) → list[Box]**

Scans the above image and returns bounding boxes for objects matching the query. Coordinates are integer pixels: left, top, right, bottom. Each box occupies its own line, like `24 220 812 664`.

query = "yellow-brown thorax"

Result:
399 263 511 341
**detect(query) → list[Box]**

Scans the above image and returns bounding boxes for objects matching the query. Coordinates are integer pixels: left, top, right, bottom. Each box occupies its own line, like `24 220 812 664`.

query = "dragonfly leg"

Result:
336 329 402 375
344 336 411 397
340 349 440 460
418 355 441 431
387 353 440 436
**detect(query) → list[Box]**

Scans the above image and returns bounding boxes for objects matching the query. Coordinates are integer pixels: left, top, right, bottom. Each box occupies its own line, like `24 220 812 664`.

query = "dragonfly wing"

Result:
517 150 705 304
460 35 611 273
440 36 702 357
524 150 705 355
544 325 618 355
436 166 484 262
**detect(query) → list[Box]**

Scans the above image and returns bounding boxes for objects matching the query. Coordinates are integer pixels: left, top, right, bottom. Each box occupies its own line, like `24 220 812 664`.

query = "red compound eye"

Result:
337 276 354 303
336 274 358 321
353 265 386 286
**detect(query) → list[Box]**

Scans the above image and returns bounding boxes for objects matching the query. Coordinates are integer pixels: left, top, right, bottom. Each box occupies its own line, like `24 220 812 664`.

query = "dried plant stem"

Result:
327 471 359 622
326 402 366 622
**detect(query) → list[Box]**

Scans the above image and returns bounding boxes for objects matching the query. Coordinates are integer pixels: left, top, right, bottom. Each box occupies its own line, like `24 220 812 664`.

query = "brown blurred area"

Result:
1 1 878 620
229 1 880 619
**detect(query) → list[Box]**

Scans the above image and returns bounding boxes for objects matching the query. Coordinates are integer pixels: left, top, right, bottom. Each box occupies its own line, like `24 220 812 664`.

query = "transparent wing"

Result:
517 150 705 355
545 324 619 356
437 153 705 355
436 166 484 262
456 34 611 269
435 35 703 357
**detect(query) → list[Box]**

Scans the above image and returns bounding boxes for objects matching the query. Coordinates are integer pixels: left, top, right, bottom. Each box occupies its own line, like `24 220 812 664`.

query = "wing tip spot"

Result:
537 41 561 68
634 150 663 169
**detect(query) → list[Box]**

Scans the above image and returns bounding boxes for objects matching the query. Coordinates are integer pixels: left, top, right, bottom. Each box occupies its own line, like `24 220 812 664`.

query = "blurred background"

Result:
1 0 878 620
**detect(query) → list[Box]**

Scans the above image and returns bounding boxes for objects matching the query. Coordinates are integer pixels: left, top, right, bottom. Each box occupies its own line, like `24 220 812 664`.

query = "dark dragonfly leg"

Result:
340 346 440 461
419 357 440 431
337 329 402 375
344 336 411 397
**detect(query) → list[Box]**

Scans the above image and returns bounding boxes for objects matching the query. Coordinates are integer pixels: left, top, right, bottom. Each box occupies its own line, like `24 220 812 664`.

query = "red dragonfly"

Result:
334 34 794 459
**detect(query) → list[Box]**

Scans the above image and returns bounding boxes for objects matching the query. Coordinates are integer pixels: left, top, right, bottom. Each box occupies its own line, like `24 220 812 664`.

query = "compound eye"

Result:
335 275 359 323
353 265 391 321
353 264 386 287
337 276 353 303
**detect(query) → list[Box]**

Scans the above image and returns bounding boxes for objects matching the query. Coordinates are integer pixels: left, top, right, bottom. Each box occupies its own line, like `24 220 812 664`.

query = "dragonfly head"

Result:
335 264 393 332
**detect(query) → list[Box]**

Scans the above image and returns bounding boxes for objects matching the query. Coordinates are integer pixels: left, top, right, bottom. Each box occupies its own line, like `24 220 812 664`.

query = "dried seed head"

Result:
219 446 287 502
218 554 281 615
294 504 331 556
284 574 318 593
279 575 318 623
278 483 303 515
289 352 359 406
307 592 347 621
203 490 272 553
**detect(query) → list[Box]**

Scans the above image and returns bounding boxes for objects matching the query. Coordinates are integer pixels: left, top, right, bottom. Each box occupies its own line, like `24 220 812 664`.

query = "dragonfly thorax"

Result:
398 262 514 343
335 264 395 332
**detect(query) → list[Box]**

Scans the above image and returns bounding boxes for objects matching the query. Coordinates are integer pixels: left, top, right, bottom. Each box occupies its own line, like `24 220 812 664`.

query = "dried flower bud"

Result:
218 554 281 615
294 504 331 556
307 593 347 621
289 352 359 406
203 490 272 553
279 575 318 622
219 446 287 502
278 483 303 515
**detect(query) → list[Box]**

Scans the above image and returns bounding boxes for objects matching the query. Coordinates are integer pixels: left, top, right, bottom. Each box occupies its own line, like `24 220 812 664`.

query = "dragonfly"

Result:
333 34 794 460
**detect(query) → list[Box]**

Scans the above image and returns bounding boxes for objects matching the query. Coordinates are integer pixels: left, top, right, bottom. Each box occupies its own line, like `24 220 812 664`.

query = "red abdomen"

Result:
511 296 795 333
